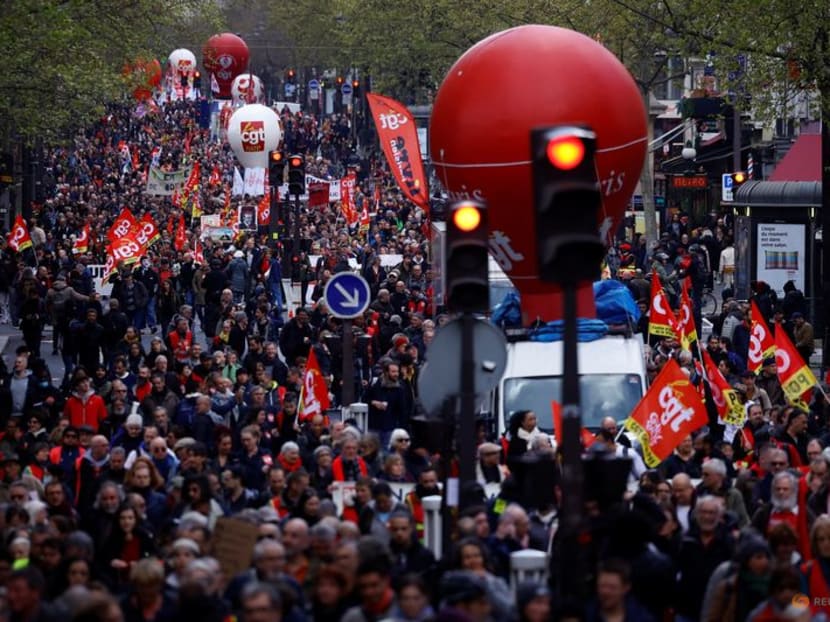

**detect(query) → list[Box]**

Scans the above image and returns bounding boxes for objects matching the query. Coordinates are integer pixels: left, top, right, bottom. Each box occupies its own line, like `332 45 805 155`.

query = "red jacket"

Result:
63 392 107 431
168 330 193 363
332 456 368 482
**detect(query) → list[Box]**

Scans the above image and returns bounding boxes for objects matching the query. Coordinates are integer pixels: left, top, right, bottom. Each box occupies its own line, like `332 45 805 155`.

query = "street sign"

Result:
722 173 734 202
308 79 320 100
418 318 507 414
324 272 371 319
340 83 353 96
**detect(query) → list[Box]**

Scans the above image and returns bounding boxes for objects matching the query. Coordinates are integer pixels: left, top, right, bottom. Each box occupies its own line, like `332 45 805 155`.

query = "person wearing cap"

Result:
48 425 84 487
476 443 508 486
757 356 787 408
435 571 491 622
737 369 772 414
227 249 249 304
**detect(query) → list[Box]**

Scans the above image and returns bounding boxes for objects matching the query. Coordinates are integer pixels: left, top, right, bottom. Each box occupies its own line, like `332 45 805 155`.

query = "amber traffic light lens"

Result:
453 205 482 232
546 136 585 170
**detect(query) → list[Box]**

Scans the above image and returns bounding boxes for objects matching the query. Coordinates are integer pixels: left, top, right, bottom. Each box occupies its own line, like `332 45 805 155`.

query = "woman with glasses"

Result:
388 428 428 481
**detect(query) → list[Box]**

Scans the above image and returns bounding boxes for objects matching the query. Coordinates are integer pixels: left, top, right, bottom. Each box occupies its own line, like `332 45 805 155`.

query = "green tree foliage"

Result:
0 0 222 144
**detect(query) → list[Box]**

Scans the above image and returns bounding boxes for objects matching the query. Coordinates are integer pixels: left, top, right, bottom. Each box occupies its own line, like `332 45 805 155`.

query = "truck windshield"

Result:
503 374 644 432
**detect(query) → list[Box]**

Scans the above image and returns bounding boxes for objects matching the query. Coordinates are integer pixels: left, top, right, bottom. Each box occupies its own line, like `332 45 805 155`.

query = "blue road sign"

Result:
341 83 353 96
324 272 371 319
308 79 320 90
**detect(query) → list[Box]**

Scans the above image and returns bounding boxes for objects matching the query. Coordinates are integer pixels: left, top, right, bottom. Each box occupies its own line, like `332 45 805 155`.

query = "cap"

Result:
174 437 197 451
763 357 776 367
739 369 756 379
478 442 502 457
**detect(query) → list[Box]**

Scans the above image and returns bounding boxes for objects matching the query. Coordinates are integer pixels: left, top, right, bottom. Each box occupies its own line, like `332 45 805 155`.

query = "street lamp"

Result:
681 140 697 161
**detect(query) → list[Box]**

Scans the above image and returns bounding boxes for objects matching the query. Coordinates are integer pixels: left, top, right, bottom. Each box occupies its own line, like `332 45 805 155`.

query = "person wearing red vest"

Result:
405 466 441 543
331 437 368 482
49 426 85 488
63 375 108 432
168 318 193 364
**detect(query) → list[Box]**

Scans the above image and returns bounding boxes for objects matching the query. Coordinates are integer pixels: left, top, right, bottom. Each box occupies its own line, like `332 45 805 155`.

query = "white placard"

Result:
755 222 805 297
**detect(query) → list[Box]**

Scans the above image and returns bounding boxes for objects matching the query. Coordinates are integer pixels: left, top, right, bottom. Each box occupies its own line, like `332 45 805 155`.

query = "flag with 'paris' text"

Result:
648 272 677 339
299 347 330 423
623 359 707 467
365 93 430 213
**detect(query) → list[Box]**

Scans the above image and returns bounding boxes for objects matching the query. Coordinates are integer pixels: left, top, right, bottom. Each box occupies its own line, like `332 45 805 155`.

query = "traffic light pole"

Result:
458 312 477 502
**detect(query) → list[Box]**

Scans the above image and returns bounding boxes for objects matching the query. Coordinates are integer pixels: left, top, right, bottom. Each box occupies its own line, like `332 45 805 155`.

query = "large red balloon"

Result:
123 58 162 102
430 25 647 323
203 33 250 99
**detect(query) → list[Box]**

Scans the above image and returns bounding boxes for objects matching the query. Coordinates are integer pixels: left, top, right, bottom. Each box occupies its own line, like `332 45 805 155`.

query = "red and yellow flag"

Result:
775 324 817 408
7 215 32 252
748 299 776 373
106 207 138 242
299 347 330 422
702 350 746 426
676 279 698 350
624 359 707 467
648 272 677 339
135 213 161 250
72 223 90 255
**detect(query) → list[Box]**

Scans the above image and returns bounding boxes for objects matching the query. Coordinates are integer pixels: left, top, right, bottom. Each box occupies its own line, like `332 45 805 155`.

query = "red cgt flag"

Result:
174 214 187 251
648 272 677 340
299 347 330 423
257 192 270 226
365 93 430 213
7 215 33 252
748 299 776 373
72 223 90 255
135 213 161 250
702 350 746 426
107 207 138 242
103 232 143 282
623 359 707 468
775 323 818 407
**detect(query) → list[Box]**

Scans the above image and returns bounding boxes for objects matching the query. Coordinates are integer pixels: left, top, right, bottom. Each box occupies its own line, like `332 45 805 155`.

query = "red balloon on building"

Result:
202 33 250 99
430 25 647 323
123 58 162 102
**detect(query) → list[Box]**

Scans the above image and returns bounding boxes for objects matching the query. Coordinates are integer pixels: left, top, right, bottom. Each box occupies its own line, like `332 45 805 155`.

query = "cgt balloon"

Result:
231 74 265 105
168 49 197 78
227 104 281 169
203 33 250 100
430 25 647 323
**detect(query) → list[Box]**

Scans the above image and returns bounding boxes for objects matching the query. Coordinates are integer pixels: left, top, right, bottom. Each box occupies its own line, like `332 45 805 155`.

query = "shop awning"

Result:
733 180 822 207
769 133 821 182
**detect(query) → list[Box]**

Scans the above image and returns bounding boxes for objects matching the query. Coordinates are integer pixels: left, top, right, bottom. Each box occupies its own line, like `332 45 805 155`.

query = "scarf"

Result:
363 588 394 618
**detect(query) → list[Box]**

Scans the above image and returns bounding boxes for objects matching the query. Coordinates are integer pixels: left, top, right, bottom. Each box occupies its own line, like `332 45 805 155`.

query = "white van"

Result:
492 329 648 440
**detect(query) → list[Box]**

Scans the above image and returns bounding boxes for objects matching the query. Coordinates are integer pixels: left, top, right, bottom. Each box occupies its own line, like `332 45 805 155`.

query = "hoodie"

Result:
63 389 107 431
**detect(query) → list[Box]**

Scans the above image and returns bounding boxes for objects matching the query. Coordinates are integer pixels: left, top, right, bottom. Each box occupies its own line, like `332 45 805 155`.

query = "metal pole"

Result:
341 318 354 407
558 282 585 606
459 312 477 504
732 105 742 172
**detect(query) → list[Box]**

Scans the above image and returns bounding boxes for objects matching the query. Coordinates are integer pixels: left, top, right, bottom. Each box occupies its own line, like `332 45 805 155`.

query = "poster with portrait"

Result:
238 204 257 232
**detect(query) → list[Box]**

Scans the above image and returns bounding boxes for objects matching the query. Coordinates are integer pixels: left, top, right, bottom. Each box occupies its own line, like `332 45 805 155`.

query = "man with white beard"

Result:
751 470 814 549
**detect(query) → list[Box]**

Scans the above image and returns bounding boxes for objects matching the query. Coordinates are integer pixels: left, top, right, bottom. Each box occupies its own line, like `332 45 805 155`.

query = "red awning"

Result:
769 133 821 182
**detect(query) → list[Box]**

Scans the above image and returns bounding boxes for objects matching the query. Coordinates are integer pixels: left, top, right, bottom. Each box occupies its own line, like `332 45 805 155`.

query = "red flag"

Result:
193 238 205 265
184 131 193 155
340 173 358 225
366 93 430 212
174 214 187 251
702 350 746 426
209 165 221 187
135 214 161 250
551 400 596 447
106 207 138 241
775 322 818 406
299 347 330 422
72 223 90 255
103 232 143 281
748 299 776 373
7 216 33 252
257 193 270 226
308 181 330 208
648 272 677 339
676 279 698 350
623 359 707 467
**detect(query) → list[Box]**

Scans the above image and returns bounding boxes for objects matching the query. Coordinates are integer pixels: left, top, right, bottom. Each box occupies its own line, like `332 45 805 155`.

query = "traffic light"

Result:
286 68 296 82
352 79 360 93
731 171 747 188
287 154 305 196
336 76 344 86
269 150 285 186
531 125 605 284
193 71 201 90
445 200 489 313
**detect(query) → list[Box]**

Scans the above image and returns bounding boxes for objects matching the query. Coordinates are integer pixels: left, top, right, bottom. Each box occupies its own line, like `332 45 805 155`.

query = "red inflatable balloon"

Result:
431 25 647 323
123 58 162 102
203 33 250 99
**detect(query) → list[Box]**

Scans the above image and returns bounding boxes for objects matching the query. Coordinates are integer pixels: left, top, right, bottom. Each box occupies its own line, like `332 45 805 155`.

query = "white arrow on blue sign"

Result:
341 83 353 96
324 272 371 319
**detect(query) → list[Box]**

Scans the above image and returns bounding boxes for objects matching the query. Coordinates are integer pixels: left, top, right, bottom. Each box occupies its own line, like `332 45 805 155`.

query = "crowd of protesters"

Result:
0 90 825 622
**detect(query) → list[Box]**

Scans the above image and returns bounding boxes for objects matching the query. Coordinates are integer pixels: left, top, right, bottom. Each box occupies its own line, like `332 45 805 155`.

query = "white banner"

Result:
87 264 114 297
308 254 402 271
200 215 221 229
330 481 501 517
232 167 245 197
145 166 190 196
243 167 266 197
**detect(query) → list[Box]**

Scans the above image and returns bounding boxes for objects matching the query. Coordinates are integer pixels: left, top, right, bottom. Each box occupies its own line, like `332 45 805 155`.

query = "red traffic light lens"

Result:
546 136 585 170
452 205 482 232
733 172 746 183
289 156 302 167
